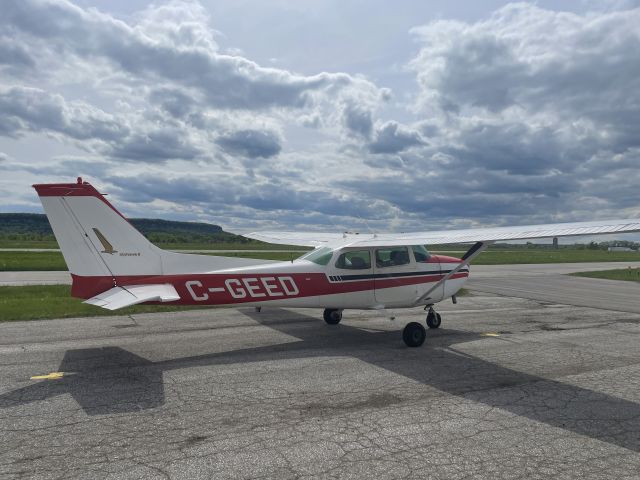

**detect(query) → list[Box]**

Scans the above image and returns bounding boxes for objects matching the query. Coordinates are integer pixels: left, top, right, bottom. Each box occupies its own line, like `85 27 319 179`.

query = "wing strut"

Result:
415 241 492 305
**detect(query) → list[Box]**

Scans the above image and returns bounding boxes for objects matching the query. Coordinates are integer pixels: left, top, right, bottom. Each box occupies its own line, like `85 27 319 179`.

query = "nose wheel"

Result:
402 307 442 347
426 307 441 329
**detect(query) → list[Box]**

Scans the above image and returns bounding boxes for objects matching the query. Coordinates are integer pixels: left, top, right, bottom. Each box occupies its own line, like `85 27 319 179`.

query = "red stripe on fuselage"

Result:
71 271 469 305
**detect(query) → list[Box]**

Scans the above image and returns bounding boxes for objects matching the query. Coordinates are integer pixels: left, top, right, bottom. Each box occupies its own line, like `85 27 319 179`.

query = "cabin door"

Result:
373 246 420 307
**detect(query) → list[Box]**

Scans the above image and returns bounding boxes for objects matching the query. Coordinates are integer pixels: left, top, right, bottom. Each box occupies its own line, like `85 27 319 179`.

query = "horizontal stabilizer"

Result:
84 284 180 310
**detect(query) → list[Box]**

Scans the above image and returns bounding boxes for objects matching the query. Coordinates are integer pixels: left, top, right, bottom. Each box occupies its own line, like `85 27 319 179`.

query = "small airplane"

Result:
34 178 640 347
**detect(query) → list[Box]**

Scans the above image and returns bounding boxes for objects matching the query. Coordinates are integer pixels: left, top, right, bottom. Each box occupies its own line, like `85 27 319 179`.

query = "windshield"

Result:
411 245 431 262
298 247 333 265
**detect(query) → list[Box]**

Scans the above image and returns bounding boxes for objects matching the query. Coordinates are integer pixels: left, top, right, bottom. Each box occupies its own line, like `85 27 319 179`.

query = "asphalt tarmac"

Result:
1 288 640 479
467 261 640 314
0 270 71 286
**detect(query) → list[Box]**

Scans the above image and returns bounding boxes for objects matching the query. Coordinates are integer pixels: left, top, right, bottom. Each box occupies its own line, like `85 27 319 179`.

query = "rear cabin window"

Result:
300 247 333 265
411 245 431 263
335 250 371 270
375 247 410 267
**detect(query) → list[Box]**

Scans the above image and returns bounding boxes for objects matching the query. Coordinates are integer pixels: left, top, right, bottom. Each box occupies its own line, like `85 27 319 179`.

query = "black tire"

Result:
323 309 342 325
426 311 441 329
403 322 426 347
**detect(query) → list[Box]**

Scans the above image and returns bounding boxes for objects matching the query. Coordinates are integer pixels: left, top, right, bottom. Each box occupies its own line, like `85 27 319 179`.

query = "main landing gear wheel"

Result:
426 308 441 329
323 309 343 325
403 322 426 347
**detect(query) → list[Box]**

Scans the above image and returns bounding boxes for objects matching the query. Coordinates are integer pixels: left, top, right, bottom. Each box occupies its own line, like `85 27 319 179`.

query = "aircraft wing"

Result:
242 231 349 247
243 218 640 248
84 284 180 310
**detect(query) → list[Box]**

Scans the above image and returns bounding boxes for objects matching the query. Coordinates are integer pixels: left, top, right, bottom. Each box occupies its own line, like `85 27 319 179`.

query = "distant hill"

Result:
0 213 254 246
0 213 56 235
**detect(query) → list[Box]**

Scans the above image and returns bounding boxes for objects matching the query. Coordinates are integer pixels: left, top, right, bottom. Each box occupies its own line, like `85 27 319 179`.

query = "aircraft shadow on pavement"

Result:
0 307 638 452
0 347 164 415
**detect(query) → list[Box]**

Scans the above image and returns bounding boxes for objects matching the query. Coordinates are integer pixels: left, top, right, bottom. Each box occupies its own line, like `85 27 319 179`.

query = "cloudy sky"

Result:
1 0 639 235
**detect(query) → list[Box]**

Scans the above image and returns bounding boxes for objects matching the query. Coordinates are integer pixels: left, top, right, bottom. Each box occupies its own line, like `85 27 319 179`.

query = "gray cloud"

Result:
368 121 425 154
2 0 377 111
442 122 572 175
149 87 198 119
338 139 640 227
2 156 112 177
2 1 639 233
0 86 128 141
0 86 207 163
106 173 390 221
215 129 281 159
0 36 35 71
385 3 640 225
410 4 640 151
339 173 565 224
107 128 202 162
342 103 373 139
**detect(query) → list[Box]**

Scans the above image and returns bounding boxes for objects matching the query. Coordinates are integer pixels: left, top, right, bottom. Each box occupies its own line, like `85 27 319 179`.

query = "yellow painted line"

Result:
480 333 501 337
30 372 65 380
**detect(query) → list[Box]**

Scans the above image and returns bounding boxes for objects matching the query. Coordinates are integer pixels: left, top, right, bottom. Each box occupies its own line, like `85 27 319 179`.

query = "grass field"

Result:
0 250 299 271
0 240 60 249
0 252 67 271
2 249 639 271
0 239 305 250
570 268 640 283
0 285 211 322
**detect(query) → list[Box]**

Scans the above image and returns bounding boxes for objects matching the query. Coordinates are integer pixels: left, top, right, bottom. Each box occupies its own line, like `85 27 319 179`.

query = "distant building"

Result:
608 246 635 252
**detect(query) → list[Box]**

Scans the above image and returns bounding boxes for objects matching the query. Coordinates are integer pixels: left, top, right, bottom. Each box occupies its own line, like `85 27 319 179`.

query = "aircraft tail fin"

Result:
34 178 163 280
33 178 275 298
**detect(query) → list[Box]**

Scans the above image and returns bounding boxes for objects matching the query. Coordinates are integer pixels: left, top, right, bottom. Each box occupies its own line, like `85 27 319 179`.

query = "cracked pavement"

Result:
1 292 639 479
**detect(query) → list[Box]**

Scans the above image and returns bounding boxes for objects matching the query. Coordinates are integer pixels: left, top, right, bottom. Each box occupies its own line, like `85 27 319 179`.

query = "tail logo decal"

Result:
92 228 117 254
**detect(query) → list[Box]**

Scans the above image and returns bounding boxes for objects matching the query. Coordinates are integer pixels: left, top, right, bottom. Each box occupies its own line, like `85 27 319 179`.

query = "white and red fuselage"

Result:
33 180 468 311
71 254 468 309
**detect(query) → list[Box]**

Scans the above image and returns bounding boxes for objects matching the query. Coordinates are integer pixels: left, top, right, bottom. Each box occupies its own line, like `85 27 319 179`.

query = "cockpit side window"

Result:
335 250 371 270
411 245 431 263
375 247 410 267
